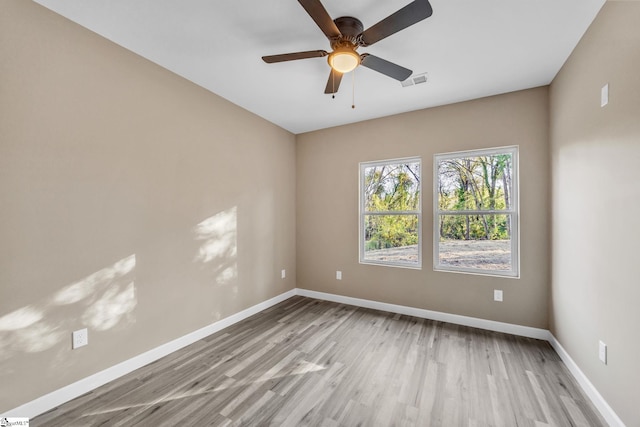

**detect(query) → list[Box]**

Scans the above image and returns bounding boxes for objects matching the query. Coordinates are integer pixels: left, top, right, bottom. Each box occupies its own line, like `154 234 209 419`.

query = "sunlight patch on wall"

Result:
217 266 238 286
0 306 43 331
54 255 136 305
194 207 238 287
0 255 137 360
83 281 136 331
194 207 237 263
0 306 63 359
13 322 64 353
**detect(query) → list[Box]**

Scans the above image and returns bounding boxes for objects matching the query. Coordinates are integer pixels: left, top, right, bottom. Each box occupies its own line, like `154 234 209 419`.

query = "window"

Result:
360 158 421 268
434 146 519 277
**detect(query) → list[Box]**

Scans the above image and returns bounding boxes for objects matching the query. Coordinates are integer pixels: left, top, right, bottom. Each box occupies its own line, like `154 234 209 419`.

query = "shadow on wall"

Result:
193 207 238 321
0 255 137 365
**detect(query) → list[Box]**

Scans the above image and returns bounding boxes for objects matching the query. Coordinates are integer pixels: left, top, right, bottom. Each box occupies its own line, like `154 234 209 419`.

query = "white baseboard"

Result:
295 288 550 340
2 289 296 419
4 287 624 427
548 335 626 427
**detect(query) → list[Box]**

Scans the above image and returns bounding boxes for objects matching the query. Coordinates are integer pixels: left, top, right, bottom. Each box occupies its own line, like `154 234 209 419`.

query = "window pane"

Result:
363 162 420 212
437 154 513 211
437 214 512 271
364 214 419 264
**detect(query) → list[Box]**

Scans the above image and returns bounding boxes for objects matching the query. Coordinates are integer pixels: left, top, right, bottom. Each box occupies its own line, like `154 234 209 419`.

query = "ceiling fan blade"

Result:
262 50 328 63
298 0 342 39
359 0 433 46
360 54 412 81
324 69 343 94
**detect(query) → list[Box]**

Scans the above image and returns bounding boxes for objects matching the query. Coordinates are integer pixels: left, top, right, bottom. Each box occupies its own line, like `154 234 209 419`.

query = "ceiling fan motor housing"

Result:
327 17 364 73
333 16 364 45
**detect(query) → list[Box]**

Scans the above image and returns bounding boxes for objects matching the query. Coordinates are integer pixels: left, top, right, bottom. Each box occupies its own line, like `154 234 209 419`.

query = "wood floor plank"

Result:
32 296 607 426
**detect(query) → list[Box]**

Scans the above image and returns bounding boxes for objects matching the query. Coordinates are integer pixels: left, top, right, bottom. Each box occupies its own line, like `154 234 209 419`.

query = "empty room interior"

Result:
1 0 639 425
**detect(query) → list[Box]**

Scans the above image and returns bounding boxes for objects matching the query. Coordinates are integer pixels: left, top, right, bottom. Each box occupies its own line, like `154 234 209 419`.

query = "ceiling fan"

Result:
262 0 433 94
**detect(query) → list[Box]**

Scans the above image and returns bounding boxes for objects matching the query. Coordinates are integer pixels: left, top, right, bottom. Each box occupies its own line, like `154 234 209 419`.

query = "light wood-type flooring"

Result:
34 296 606 426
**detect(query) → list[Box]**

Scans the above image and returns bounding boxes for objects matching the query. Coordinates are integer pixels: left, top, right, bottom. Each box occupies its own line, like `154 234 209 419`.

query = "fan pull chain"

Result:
332 70 336 99
351 68 356 109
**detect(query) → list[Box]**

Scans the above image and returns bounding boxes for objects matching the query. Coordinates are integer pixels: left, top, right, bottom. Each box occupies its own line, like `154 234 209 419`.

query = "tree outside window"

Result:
360 158 421 268
434 147 519 277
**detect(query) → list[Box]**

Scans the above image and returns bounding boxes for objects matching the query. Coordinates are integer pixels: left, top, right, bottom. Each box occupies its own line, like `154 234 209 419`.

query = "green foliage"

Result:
437 154 513 241
363 162 420 250
439 214 509 241
365 214 418 250
362 154 514 250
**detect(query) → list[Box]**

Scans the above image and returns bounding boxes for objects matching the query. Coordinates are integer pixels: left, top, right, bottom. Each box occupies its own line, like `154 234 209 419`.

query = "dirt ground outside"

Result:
365 240 511 271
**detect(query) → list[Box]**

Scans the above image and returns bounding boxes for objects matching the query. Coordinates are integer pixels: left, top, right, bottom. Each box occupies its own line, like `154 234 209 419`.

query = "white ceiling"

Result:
33 0 605 134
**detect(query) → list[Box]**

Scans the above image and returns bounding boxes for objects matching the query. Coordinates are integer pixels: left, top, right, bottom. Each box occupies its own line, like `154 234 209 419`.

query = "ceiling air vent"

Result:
401 72 428 87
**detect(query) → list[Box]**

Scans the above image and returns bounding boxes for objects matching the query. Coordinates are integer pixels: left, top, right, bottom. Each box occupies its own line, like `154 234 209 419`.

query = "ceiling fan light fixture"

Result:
328 48 360 73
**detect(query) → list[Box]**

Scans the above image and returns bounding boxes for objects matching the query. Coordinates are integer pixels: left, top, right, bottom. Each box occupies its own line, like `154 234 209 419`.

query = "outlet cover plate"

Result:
72 328 88 349
494 290 503 302
601 83 609 107
599 341 607 364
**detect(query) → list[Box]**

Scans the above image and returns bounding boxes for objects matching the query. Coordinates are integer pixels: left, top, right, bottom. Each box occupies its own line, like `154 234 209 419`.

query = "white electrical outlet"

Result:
601 83 609 107
336 271 342 280
281 269 286 279
599 341 607 364
494 290 503 302
72 328 88 349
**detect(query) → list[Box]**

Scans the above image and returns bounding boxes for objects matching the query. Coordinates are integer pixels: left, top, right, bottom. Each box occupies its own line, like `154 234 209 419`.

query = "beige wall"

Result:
550 2 640 426
4 0 634 422
0 0 296 412
297 87 550 329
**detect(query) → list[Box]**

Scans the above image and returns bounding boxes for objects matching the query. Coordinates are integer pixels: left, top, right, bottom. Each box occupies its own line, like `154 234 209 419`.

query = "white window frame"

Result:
433 146 519 278
359 157 422 269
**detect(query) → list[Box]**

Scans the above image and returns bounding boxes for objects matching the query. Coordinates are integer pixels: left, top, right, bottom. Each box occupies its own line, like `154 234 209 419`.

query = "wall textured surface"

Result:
550 2 640 426
0 0 296 412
